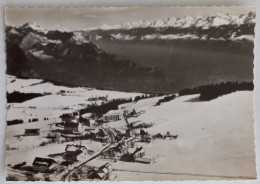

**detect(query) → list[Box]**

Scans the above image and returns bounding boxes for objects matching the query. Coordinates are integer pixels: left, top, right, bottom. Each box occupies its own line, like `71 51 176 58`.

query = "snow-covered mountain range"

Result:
99 11 256 30
88 11 255 42
5 22 165 93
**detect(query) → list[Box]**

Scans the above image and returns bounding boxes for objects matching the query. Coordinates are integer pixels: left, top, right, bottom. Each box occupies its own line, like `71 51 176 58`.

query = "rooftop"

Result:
32 157 56 167
65 144 86 152
87 159 110 168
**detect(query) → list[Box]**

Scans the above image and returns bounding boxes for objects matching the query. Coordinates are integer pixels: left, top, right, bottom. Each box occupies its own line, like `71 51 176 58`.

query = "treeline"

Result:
134 93 164 102
155 95 176 106
179 81 253 101
7 91 46 103
79 98 132 116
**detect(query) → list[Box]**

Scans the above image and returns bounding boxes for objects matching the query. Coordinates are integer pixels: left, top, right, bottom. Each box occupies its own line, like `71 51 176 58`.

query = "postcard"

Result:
5 6 256 181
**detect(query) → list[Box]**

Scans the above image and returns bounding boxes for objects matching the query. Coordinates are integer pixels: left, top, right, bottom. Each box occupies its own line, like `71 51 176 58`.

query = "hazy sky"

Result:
5 6 255 30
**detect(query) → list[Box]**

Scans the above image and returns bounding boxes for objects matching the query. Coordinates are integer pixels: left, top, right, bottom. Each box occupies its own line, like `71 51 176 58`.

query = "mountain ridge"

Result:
5 24 166 93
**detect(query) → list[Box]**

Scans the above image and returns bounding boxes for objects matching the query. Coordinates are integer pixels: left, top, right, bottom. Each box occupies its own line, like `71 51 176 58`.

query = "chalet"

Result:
103 146 121 159
152 133 164 139
79 115 90 126
24 128 40 136
61 111 80 122
32 157 57 172
120 146 145 162
87 160 112 180
103 141 127 159
64 119 83 133
65 144 88 161
164 131 178 139
129 146 145 158
95 129 108 142
103 110 121 121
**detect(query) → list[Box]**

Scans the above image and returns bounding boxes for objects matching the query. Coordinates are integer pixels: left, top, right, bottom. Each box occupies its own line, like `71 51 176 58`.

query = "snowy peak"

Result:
89 11 255 42
98 11 256 30
21 22 42 31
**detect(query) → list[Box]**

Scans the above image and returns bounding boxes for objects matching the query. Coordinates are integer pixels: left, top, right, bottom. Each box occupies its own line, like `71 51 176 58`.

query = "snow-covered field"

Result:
5 75 141 165
5 75 256 180
111 91 256 180
6 75 142 122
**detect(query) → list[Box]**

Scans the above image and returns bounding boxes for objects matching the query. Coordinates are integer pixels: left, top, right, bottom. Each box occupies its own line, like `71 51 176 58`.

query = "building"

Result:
32 157 57 173
87 160 112 180
103 141 127 159
95 129 108 142
64 119 83 133
65 144 88 161
24 129 40 136
103 110 121 121
129 146 145 158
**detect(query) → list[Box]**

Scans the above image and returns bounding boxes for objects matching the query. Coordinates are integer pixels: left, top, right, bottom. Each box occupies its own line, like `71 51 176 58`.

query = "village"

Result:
6 83 178 181
5 75 256 181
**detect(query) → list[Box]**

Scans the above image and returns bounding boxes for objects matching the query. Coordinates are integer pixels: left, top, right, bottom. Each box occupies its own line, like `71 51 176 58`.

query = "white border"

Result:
0 1 259 184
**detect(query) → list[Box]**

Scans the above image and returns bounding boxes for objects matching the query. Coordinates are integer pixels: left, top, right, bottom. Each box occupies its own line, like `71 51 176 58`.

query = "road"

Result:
63 128 115 182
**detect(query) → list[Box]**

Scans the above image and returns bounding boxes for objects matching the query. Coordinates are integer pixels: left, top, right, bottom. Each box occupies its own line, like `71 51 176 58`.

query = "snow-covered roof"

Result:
65 144 86 152
81 113 92 119
87 160 110 168
105 110 120 115
32 157 56 167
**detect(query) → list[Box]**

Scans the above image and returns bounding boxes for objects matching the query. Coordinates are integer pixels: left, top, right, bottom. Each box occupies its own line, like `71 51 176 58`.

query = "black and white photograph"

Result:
4 6 256 181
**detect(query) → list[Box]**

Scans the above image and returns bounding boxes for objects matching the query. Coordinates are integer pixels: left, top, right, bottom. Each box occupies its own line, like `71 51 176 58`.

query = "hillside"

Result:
5 24 165 93
111 91 256 180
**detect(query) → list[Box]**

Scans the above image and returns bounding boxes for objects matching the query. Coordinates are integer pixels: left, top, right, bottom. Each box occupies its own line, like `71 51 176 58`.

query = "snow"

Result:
231 34 255 42
70 32 90 44
95 35 102 40
5 75 256 180
111 33 136 40
6 139 104 166
99 11 255 31
141 34 158 40
111 91 256 180
211 14 231 27
21 22 42 31
141 34 199 40
6 75 142 98
31 50 53 60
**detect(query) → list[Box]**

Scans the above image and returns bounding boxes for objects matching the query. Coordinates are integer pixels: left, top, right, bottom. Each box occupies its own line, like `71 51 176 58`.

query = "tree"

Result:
140 129 146 135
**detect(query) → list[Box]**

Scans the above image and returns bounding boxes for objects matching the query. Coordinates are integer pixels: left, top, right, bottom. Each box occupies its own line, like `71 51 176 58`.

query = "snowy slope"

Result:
112 91 256 180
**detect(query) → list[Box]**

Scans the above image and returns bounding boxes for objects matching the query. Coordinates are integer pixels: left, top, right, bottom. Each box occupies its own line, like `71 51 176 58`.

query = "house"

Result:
152 133 164 139
24 129 40 136
65 144 88 161
60 112 75 122
79 114 90 126
32 157 57 173
120 146 145 162
64 119 83 133
87 160 112 180
103 110 121 121
129 146 145 158
95 129 108 142
103 141 127 159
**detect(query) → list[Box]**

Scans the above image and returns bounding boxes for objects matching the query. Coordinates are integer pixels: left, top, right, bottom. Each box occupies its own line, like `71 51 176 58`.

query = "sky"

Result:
5 6 256 30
